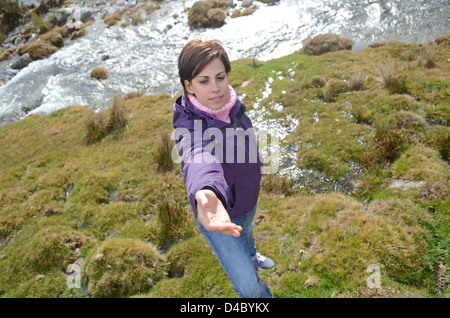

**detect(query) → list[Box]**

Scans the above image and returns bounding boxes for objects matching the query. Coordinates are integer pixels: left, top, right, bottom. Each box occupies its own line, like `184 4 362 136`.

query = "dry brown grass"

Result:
84 96 128 144
108 96 128 134
154 129 175 172
17 41 58 60
380 64 408 94
349 71 367 91
360 124 405 169
84 111 108 145
417 45 436 69
419 177 449 201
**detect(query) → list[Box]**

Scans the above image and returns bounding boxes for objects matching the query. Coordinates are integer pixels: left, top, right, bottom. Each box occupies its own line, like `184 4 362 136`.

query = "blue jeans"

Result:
195 204 273 298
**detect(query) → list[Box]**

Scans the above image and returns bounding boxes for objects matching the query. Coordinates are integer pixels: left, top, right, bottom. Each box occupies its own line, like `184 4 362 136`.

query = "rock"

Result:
100 7 114 19
242 0 253 8
55 8 73 25
259 0 280 4
68 8 92 24
126 0 137 8
78 8 93 22
13 35 23 46
387 179 424 190
67 20 83 31
18 0 40 6
302 33 354 55
10 53 33 70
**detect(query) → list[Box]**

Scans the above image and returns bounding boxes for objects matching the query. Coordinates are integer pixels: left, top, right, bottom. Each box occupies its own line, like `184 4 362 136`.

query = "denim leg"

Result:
195 211 272 298
232 204 257 259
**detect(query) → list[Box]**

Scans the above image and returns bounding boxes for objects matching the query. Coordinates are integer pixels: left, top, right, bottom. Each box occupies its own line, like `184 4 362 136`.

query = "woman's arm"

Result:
174 129 230 217
195 189 242 237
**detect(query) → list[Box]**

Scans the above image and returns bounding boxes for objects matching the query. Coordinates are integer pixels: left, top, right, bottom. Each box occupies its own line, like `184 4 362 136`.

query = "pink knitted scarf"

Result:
188 85 236 123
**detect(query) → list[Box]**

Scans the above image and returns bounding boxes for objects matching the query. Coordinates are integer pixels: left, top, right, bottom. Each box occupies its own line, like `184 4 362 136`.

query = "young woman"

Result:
172 39 274 298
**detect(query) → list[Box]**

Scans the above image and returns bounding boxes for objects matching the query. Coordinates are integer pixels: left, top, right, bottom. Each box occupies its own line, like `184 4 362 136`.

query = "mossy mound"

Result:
16 41 58 60
83 238 168 297
392 146 450 182
188 0 227 29
302 33 354 55
90 67 110 80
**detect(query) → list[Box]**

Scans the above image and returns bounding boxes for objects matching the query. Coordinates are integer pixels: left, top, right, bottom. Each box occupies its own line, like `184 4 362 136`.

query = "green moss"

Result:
0 36 449 298
83 238 168 297
392 146 449 181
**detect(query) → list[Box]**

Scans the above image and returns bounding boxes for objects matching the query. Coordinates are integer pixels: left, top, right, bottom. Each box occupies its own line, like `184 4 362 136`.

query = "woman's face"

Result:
185 58 229 110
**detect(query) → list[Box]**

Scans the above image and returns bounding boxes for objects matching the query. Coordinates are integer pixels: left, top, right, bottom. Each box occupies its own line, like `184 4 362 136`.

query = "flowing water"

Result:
0 0 449 127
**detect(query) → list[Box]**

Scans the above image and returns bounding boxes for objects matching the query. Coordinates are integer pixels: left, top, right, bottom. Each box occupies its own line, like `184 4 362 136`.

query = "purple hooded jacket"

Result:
172 94 263 220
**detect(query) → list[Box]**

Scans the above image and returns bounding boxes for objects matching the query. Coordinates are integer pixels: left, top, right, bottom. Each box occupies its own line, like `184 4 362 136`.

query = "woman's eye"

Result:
217 77 225 80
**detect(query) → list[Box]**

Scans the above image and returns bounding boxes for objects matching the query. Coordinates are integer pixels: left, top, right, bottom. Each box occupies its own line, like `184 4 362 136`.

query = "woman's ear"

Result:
184 80 194 94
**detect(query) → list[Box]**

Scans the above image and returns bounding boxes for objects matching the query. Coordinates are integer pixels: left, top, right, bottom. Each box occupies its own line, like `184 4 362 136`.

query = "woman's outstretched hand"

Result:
195 189 242 237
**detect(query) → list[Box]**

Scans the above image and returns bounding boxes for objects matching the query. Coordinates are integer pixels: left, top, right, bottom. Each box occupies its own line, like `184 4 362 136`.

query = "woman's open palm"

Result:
195 189 242 237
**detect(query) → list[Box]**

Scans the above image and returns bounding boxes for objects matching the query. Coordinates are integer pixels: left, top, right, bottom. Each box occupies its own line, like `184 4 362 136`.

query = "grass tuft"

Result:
156 195 193 245
380 64 408 94
153 129 175 172
84 111 108 145
84 96 128 145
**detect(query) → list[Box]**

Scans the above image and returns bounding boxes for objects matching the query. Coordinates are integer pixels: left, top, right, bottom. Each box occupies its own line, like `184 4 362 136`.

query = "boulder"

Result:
241 0 253 8
126 0 138 8
78 8 93 22
54 8 73 25
10 53 33 69
259 0 280 4
226 0 234 8
66 8 93 25
301 33 354 55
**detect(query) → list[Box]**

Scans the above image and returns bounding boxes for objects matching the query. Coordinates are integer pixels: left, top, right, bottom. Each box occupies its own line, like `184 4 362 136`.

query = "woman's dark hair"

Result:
178 39 231 96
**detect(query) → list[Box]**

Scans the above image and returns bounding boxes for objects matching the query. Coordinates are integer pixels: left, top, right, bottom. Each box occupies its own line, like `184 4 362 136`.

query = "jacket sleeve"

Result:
174 128 229 217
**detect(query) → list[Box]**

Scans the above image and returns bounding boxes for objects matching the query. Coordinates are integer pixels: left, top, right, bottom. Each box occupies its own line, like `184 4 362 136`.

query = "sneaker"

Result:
252 252 275 270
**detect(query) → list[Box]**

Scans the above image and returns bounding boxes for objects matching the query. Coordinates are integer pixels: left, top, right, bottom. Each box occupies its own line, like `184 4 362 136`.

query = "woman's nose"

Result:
211 80 219 92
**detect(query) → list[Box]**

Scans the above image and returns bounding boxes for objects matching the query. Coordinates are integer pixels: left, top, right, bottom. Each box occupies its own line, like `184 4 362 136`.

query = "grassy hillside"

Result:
0 36 448 298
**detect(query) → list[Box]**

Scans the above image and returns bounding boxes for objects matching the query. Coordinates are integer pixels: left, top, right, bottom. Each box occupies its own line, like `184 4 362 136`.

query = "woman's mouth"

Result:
210 96 224 103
